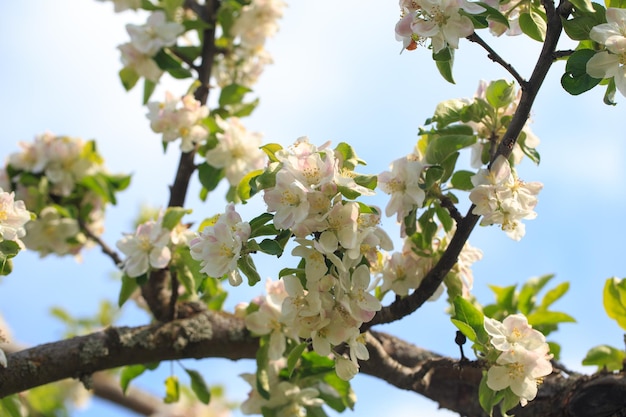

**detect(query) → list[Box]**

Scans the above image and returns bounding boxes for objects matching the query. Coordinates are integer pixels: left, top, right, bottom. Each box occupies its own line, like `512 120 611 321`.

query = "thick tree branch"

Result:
2 316 625 417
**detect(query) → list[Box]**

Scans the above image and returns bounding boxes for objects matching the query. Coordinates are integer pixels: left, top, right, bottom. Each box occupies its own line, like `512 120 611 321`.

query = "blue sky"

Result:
1 1 625 416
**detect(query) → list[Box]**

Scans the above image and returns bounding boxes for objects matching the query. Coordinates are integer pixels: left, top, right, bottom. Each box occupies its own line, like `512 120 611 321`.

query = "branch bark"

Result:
1 315 625 417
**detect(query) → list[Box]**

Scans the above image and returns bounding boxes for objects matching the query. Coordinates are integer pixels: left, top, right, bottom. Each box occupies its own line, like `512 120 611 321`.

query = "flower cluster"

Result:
395 0 484 53
147 92 210 152
225 138 390 381
204 117 266 187
484 314 553 407
213 0 286 88
586 8 626 98
118 11 184 82
189 203 251 286
469 156 542 240
4 133 127 258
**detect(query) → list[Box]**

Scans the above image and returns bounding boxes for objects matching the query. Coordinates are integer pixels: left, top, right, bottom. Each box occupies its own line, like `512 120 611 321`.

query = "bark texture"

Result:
2 312 624 417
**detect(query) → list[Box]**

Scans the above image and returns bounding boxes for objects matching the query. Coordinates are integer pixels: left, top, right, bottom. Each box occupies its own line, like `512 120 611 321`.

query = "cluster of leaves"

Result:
582 277 626 371
560 0 624 104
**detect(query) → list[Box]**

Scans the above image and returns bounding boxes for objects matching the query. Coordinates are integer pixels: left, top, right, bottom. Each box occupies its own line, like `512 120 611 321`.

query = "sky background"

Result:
1 1 625 416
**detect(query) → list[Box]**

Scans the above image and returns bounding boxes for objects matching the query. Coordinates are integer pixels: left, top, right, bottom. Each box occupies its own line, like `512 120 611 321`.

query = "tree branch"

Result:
2 316 625 417
467 32 526 87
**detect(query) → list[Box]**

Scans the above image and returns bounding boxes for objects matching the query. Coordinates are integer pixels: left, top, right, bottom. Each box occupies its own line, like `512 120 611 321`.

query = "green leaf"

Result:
423 165 445 189
603 277 626 330
335 142 366 170
118 273 139 308
485 79 516 109
563 12 603 40
476 2 510 27
197 162 225 192
248 213 275 237
185 368 212 404
256 339 271 400
287 342 307 378
489 284 517 313
119 67 139 91
219 83 252 107
153 49 192 79
238 254 261 286
451 296 489 344
582 344 626 371
162 207 192 230
478 372 500 416
526 310 576 326
121 364 149 394
451 319 478 342
320 371 356 412
260 143 283 163
0 395 23 417
259 238 284 256
518 274 554 315
425 134 475 164
429 98 467 127
539 281 570 310
451 170 475 190
568 0 595 13
519 10 546 41
607 0 626 8
561 49 602 95
237 168 265 201
0 240 20 259
164 375 180 403
143 79 157 105
548 341 561 361
435 55 455 84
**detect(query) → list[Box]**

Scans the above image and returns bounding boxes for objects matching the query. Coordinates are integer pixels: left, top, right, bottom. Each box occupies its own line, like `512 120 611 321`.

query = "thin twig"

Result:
466 32 527 87
79 220 123 267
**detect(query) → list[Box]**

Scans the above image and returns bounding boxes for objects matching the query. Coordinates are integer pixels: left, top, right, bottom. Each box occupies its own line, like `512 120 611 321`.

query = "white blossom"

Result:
126 11 184 56
0 189 30 243
205 117 266 186
189 204 250 282
116 216 172 278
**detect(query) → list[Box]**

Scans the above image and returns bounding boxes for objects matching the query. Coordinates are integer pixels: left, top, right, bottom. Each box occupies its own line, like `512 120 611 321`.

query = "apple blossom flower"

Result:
147 92 210 152
126 11 184 56
397 0 484 53
586 8 626 97
263 170 311 230
487 345 552 406
189 204 250 283
0 189 31 244
484 314 547 352
116 215 172 277
378 156 426 223
213 46 274 89
118 42 163 82
470 156 542 240
22 207 85 257
245 279 294 360
230 0 286 49
204 117 266 186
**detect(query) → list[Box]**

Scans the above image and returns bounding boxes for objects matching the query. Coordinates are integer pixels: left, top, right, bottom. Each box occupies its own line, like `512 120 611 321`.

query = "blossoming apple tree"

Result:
1 0 626 416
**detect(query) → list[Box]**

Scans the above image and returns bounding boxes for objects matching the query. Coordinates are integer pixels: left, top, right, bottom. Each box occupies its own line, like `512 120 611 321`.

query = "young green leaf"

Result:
185 368 212 404
582 344 626 371
118 273 139 308
163 375 180 403
451 296 489 344
603 277 626 330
